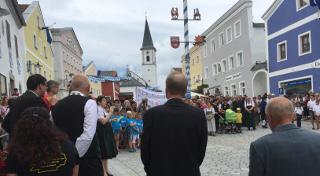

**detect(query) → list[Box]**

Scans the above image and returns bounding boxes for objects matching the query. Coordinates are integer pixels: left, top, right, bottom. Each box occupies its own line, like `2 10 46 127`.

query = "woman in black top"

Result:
6 107 79 176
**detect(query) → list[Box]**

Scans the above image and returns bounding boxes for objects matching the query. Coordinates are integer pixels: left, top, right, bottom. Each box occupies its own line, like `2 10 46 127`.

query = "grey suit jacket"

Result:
249 123 320 176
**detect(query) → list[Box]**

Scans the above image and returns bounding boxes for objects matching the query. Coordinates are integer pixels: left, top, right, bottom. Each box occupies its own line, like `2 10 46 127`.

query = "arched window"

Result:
146 56 150 62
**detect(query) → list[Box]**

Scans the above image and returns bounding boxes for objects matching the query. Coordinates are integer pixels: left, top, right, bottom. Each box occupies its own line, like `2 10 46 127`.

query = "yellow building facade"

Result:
22 2 54 80
181 45 202 90
84 61 102 98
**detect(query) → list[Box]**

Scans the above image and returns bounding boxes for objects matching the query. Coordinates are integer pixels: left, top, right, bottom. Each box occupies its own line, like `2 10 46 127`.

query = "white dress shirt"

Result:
71 91 98 158
307 100 316 111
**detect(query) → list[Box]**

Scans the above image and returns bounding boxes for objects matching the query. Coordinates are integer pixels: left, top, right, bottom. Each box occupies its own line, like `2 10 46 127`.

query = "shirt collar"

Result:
70 91 85 97
29 90 38 97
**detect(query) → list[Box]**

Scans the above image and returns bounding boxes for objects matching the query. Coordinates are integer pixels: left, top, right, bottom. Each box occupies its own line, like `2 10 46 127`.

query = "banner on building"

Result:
136 87 167 108
87 76 132 83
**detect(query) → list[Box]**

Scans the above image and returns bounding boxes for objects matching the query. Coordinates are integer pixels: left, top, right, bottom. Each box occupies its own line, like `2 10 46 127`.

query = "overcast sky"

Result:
18 0 274 91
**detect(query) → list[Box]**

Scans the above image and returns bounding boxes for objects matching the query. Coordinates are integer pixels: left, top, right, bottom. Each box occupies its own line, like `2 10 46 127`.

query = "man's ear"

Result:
266 112 271 123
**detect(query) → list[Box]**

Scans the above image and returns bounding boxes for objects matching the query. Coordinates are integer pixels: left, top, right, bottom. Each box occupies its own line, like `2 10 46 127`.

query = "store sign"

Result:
226 72 241 82
284 79 311 86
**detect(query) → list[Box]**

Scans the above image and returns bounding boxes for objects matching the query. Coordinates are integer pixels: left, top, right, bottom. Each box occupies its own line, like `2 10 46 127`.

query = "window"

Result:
0 32 2 58
193 76 196 85
14 35 18 58
34 64 38 74
44 46 47 59
192 59 194 65
204 45 207 57
219 32 224 47
237 51 244 67
297 0 309 10
224 86 229 96
63 51 66 62
277 41 287 61
211 39 215 52
196 56 199 63
66 54 69 64
234 20 241 38
34 35 37 50
37 15 40 28
226 27 232 43
212 63 217 76
197 75 200 82
29 60 33 75
204 67 208 79
228 56 234 70
71 57 73 66
299 32 311 55
0 74 7 98
221 59 227 73
49 74 51 80
44 70 47 78
146 56 150 62
6 21 12 67
239 82 245 95
231 84 236 97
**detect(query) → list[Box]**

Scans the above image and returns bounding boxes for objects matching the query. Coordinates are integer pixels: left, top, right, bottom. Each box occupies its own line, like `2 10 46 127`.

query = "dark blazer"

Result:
141 98 207 176
249 123 320 176
232 100 244 112
2 90 48 136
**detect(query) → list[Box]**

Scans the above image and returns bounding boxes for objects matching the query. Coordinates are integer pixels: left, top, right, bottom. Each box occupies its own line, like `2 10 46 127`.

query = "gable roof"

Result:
100 71 117 77
262 0 282 20
120 77 146 87
141 19 156 51
121 70 148 87
19 4 29 13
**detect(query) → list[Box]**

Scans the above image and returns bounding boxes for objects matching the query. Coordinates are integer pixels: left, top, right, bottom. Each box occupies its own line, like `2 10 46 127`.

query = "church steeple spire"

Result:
141 19 156 51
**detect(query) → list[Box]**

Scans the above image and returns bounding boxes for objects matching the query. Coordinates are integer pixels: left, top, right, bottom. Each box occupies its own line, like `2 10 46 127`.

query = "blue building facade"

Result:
262 0 320 97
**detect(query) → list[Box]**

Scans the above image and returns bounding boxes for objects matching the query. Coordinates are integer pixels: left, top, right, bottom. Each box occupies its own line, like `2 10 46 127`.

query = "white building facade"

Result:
202 0 267 97
0 0 26 98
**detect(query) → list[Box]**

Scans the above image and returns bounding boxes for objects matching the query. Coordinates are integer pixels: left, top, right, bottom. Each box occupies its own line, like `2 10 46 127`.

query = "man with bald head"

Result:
249 97 320 176
141 71 207 176
52 75 103 176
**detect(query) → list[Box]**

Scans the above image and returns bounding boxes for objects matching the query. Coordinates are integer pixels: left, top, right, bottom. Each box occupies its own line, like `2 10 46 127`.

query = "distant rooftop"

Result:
19 4 29 13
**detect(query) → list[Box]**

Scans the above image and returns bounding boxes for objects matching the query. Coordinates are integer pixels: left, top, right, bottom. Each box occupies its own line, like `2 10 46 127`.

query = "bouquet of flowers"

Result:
0 148 9 176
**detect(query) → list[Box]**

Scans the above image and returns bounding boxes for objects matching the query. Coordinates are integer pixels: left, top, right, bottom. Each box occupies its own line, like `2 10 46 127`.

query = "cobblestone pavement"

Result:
108 119 319 176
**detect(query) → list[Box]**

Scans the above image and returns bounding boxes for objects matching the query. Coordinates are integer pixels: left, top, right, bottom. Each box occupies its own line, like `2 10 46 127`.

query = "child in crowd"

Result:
295 102 304 128
136 113 143 149
126 111 137 153
236 108 242 133
132 113 139 150
110 108 121 151
313 100 320 130
119 109 127 150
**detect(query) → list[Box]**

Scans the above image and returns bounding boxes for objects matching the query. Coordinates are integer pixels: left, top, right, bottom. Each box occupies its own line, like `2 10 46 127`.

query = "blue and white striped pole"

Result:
183 0 191 99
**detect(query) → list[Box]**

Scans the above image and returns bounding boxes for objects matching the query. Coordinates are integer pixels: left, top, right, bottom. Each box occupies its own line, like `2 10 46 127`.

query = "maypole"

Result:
183 0 191 99
170 1 203 99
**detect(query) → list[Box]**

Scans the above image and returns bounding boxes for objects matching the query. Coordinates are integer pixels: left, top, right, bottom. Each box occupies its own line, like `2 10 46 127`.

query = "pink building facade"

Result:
51 27 83 98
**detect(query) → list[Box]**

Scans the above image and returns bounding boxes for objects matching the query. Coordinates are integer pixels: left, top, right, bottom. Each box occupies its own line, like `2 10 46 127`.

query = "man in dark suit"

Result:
141 71 207 176
249 97 320 176
3 74 50 137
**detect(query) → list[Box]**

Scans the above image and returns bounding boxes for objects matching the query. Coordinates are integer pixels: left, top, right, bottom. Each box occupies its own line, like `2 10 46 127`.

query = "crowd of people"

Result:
0 74 151 176
183 91 320 135
0 72 320 175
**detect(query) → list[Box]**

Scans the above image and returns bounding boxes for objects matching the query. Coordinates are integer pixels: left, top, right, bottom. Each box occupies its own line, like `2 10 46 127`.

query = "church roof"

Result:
120 77 146 87
141 19 156 50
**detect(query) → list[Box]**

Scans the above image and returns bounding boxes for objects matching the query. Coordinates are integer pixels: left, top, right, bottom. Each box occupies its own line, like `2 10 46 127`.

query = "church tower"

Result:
141 19 158 88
